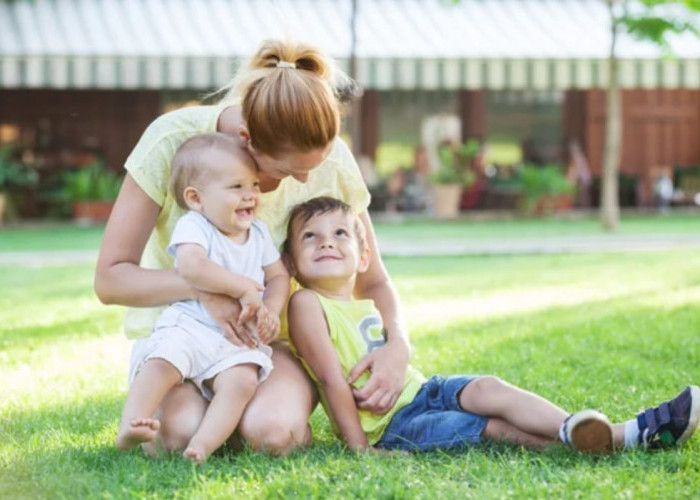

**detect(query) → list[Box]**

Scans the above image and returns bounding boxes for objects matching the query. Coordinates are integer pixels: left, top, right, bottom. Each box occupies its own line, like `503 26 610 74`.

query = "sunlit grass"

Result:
2 251 700 498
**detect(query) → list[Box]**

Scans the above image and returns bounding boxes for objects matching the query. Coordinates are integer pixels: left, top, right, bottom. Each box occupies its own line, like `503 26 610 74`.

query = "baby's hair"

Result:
283 196 367 256
170 132 253 209
219 39 356 157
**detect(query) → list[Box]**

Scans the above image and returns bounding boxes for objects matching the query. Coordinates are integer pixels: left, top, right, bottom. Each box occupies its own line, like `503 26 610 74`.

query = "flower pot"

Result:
431 184 462 219
72 200 115 224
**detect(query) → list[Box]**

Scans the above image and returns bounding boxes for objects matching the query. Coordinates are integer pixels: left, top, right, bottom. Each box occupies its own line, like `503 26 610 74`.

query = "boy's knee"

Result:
472 376 506 396
240 416 311 456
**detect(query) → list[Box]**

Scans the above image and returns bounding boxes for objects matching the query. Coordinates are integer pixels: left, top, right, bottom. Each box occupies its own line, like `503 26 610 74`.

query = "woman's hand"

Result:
350 211 411 415
197 291 256 348
347 337 410 415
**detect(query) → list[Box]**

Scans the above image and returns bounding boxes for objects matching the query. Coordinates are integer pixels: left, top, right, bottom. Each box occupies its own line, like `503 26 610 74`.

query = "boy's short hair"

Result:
283 196 367 256
170 132 253 209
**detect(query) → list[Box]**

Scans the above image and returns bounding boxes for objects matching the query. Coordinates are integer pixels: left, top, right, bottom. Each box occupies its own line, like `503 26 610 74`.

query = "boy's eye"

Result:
302 232 314 240
253 181 260 188
335 228 348 236
230 184 242 189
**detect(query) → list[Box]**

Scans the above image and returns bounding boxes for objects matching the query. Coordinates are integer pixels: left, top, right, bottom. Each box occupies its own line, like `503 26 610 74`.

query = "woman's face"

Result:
247 144 332 184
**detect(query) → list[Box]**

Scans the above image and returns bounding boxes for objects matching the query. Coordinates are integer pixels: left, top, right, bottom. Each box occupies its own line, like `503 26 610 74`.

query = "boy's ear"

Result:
183 186 201 211
357 244 371 274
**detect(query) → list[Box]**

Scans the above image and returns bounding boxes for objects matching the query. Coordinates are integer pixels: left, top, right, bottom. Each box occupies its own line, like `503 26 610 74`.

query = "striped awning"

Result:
1 0 699 90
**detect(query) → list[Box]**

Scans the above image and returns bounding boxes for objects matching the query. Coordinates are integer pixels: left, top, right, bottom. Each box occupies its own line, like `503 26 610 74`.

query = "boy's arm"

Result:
288 290 369 451
176 243 263 300
261 259 290 316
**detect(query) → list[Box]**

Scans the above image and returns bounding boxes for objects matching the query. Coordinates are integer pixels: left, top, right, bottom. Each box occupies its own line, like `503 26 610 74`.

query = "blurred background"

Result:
1 0 699 225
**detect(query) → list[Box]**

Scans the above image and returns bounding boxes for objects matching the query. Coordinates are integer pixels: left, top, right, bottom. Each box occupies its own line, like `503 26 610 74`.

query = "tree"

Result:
601 0 700 231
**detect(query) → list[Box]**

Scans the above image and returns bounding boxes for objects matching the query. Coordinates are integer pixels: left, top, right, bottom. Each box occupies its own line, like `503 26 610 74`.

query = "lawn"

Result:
2 212 700 252
1 246 699 498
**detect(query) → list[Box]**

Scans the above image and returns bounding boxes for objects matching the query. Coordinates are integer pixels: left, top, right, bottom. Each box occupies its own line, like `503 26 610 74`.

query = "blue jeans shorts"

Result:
375 375 488 451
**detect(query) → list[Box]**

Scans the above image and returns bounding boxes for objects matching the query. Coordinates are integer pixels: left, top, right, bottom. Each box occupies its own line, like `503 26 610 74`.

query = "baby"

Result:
116 132 289 463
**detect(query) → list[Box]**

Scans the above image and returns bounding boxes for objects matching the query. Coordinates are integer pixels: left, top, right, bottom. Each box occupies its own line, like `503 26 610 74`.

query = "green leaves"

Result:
62 159 123 202
431 139 481 186
0 145 38 191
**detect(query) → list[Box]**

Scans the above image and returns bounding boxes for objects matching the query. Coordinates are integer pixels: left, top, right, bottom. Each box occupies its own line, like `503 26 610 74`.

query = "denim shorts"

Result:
375 375 488 451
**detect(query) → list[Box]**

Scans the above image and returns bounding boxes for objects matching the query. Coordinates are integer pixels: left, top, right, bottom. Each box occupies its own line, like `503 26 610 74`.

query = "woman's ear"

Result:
238 125 252 147
183 186 201 211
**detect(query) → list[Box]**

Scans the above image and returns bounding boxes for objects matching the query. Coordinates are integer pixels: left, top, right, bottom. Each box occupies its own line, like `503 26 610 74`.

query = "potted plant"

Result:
519 164 576 215
0 145 38 224
62 158 123 224
430 139 479 218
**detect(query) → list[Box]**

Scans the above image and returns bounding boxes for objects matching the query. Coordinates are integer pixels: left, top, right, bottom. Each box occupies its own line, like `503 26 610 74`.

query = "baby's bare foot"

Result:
115 418 160 450
183 443 208 465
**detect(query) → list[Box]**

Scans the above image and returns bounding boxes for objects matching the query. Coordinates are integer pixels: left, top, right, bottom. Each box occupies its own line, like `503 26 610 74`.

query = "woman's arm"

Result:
94 174 194 306
348 211 411 415
288 290 369 451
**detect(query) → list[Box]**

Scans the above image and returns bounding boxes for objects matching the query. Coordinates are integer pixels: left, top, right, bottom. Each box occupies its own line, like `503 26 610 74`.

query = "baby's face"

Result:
289 209 366 289
195 149 260 237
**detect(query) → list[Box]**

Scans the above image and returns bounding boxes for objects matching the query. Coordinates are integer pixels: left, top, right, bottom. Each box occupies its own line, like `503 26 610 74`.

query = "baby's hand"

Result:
237 285 263 324
255 306 281 344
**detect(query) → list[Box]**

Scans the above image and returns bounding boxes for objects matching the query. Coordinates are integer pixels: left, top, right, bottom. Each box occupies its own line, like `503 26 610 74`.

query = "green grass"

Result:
2 250 700 498
2 212 700 253
0 224 105 252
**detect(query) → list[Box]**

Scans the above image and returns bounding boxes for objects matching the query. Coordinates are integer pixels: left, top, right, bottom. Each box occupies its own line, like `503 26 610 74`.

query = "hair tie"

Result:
276 60 296 69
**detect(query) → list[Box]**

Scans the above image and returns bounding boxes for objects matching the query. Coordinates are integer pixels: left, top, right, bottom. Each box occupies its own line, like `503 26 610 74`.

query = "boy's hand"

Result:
255 306 280 344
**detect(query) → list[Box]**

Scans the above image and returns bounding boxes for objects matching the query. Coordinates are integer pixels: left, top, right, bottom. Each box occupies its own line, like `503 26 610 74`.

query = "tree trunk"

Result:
601 0 621 231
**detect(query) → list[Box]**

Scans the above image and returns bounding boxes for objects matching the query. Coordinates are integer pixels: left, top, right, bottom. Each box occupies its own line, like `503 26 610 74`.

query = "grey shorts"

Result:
129 307 273 400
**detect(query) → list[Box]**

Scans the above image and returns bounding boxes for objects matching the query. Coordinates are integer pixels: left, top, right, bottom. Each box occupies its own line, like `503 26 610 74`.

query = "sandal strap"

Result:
640 401 673 445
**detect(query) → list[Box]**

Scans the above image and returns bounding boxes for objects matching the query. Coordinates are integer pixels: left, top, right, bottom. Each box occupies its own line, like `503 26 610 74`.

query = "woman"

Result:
95 39 410 455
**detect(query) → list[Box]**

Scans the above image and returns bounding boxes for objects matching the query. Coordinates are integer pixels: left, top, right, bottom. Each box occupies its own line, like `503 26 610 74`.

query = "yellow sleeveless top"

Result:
299 293 425 444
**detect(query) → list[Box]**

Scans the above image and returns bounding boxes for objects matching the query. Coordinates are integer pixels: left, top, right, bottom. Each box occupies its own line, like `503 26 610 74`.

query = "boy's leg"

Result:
621 385 699 450
183 364 259 464
116 358 182 450
459 376 613 452
459 376 567 439
483 417 552 449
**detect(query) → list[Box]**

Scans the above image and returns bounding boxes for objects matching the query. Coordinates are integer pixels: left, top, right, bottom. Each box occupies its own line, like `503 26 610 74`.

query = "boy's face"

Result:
288 209 369 290
186 148 260 237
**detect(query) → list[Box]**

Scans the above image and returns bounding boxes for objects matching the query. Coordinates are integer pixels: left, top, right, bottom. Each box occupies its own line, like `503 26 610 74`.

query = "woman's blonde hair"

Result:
220 39 357 157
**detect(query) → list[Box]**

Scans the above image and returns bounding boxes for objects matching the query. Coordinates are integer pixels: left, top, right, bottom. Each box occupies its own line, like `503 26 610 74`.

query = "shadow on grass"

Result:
0 313 121 351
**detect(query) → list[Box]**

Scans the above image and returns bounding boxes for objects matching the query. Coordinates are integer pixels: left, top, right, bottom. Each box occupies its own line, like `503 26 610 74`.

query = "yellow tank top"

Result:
300 293 425 445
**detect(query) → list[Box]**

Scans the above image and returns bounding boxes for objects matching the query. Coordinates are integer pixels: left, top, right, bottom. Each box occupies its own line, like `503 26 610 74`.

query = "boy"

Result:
116 133 289 463
284 196 699 452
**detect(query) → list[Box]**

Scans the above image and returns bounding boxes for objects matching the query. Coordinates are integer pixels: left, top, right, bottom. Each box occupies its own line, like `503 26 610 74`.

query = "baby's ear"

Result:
183 186 201 211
